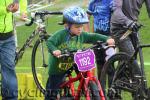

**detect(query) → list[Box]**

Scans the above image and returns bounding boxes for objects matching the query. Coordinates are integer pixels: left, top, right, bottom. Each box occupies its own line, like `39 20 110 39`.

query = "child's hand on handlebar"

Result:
53 50 61 58
106 38 115 46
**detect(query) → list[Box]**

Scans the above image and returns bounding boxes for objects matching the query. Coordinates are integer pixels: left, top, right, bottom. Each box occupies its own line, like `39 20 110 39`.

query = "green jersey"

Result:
46 29 108 75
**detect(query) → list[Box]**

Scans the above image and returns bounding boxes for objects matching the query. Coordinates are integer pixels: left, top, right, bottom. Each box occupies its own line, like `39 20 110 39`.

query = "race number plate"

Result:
74 49 96 72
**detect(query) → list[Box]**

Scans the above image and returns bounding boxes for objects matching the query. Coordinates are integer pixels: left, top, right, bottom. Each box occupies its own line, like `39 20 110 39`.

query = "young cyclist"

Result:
46 6 115 100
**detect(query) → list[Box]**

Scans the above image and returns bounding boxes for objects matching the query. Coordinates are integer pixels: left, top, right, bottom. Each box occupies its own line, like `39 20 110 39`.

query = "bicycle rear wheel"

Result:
100 52 139 100
31 39 49 95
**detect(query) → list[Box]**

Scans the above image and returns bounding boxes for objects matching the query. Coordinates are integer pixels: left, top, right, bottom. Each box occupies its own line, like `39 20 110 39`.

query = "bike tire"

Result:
60 86 74 100
100 52 138 100
31 39 49 95
87 81 102 100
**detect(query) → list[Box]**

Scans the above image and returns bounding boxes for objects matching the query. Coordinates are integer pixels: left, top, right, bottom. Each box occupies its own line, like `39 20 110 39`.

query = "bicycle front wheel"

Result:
31 39 49 95
100 52 139 100
86 80 102 100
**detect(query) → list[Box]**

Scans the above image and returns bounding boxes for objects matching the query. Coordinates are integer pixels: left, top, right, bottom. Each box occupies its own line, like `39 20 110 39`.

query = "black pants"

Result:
45 74 65 100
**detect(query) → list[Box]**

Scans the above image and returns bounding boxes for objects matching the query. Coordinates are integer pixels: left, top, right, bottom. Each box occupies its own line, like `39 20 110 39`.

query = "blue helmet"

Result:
63 6 89 24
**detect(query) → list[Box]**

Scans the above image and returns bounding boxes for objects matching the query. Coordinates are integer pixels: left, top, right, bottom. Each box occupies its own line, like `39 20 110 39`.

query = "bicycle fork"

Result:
80 72 105 100
39 40 47 67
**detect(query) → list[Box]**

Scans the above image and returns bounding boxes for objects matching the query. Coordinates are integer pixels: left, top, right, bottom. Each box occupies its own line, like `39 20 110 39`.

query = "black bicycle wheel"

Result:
87 81 101 100
100 52 140 100
31 39 49 95
60 86 74 100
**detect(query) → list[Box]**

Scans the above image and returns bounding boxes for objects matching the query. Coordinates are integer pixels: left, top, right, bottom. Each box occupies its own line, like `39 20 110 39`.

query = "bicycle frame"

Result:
121 29 150 88
59 66 105 100
133 31 150 90
119 30 150 98
57 42 113 100
15 11 62 65
15 18 47 64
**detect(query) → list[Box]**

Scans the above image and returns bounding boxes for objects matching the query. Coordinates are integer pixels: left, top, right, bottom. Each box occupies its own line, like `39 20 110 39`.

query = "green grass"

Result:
139 5 150 62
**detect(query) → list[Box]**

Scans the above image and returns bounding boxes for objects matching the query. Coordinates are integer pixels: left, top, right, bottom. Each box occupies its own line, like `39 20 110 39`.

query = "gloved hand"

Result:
127 21 141 32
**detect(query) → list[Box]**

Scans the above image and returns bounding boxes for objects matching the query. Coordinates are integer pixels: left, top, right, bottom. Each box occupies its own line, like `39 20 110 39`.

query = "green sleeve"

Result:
82 32 109 43
46 38 58 53
46 32 61 53
19 0 27 14
46 30 68 53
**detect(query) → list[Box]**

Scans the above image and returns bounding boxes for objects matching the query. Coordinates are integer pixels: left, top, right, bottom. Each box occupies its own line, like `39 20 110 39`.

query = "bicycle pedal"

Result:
134 75 143 78
42 64 48 67
134 75 144 81
108 88 117 98
28 44 33 48
60 96 74 100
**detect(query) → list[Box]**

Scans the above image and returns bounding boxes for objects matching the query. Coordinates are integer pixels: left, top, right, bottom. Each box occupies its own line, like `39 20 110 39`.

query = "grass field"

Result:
15 0 150 99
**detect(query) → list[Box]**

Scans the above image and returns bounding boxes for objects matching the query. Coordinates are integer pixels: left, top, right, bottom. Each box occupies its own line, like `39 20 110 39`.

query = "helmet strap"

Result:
65 23 73 35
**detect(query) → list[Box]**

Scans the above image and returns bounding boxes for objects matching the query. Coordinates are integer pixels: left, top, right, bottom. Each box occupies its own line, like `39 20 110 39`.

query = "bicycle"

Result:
100 26 150 100
15 11 62 93
32 41 113 100
59 42 107 100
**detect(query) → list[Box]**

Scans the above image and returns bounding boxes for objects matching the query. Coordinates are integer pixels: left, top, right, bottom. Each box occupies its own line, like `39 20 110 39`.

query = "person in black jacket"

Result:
111 0 150 56
110 0 150 99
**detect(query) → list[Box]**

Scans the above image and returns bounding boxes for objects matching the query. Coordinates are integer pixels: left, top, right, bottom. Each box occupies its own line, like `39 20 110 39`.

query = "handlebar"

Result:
34 11 63 16
25 11 62 26
58 41 114 58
